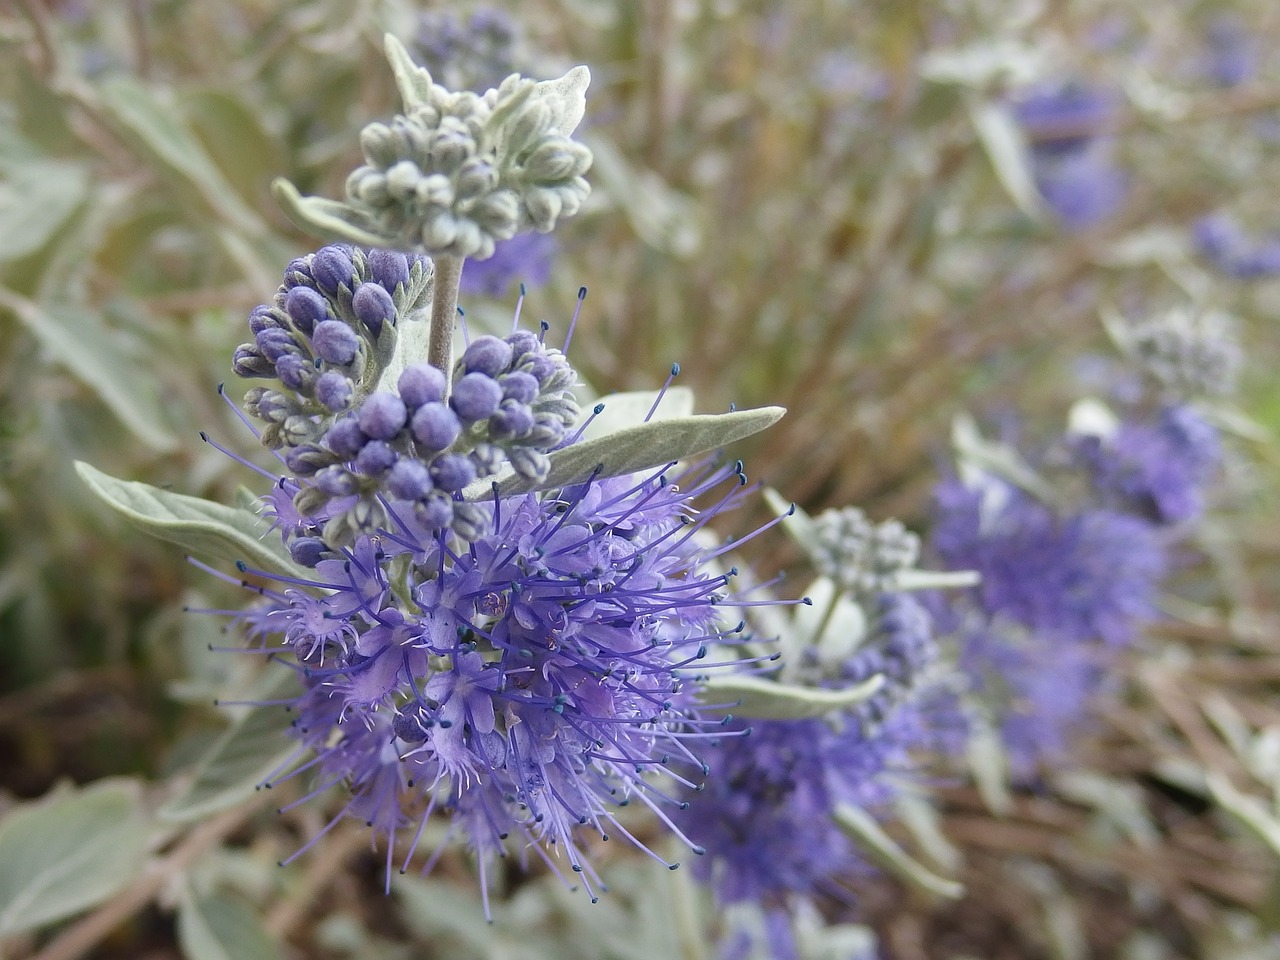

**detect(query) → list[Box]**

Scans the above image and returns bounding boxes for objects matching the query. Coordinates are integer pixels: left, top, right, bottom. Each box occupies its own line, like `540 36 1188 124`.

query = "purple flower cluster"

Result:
238 456 775 902
413 7 518 94
234 244 431 450
1192 212 1280 279
459 232 558 298
673 594 943 922
1013 82 1127 230
928 392 1224 775
235 251 580 548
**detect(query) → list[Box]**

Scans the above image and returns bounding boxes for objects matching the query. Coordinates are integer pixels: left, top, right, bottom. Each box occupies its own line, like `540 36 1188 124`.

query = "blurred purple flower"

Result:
1193 213 1280 279
1077 405 1222 525
1014 83 1128 230
459 232 558 298
1203 15 1257 88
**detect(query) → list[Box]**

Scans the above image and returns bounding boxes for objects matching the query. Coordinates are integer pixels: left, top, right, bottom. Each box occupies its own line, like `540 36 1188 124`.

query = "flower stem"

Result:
428 254 463 386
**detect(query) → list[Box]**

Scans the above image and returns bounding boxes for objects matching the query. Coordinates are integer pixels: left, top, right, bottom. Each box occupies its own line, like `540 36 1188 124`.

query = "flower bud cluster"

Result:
1128 305 1241 398
810 506 921 595
234 244 433 450
342 47 592 259
283 331 578 551
841 593 937 728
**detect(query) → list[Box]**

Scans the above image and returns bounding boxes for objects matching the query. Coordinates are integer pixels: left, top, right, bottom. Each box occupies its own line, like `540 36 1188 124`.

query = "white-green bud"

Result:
272 35 594 261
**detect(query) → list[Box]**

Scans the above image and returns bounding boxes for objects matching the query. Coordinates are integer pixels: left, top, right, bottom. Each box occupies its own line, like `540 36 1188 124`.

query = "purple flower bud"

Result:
352 282 396 337
232 344 274 378
354 440 397 476
450 372 503 422
500 371 539 404
315 371 354 412
461 335 514 378
281 257 313 290
398 363 447 409
358 391 408 440
367 248 410 293
288 536 329 567
507 330 539 358
285 287 330 334
324 417 367 459
387 458 434 500
312 320 360 365
256 328 299 362
430 453 476 492
285 443 330 476
410 401 462 450
310 245 356 294
413 495 454 531
489 401 534 439
528 354 557 384
315 465 358 496
247 305 279 334
275 354 312 391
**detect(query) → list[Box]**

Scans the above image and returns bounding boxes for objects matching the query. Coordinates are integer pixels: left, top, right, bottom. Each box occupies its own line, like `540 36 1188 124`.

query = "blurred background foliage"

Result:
1 0 1279 958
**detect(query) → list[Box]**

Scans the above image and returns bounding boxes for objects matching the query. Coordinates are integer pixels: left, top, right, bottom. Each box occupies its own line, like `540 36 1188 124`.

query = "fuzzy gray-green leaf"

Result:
271 178 396 248
697 673 884 720
0 159 90 263
833 803 965 899
178 890 283 960
0 779 150 937
160 670 299 823
491 405 786 497
75 461 303 578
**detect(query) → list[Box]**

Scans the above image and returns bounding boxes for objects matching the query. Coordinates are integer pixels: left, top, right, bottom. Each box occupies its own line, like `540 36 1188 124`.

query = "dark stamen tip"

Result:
577 286 587 300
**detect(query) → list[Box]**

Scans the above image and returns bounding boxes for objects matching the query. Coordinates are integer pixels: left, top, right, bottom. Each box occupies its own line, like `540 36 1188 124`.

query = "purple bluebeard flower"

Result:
397 363 446 409
1192 212 1280 279
449 372 504 422
459 232 558 298
223 458 787 904
412 7 519 94
1078 405 1221 525
1203 15 1257 88
674 594 944 917
931 479 1164 646
1013 83 1127 230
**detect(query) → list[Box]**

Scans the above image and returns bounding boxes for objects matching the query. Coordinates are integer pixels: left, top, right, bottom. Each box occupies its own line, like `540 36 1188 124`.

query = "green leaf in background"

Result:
482 405 786 498
969 98 1047 220
160 669 300 824
0 158 90 263
178 890 283 960
97 78 268 241
697 673 885 720
833 803 965 900
74 461 305 578
0 778 151 937
1 293 179 451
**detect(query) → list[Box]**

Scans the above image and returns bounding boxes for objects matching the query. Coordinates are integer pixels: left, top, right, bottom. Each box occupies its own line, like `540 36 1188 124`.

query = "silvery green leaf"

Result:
789 576 867 666
952 413 1058 504
0 158 89 262
965 711 1013 815
583 135 700 257
764 487 814 544
1 294 178 451
97 77 268 242
178 889 283 960
532 66 591 137
271 178 395 248
1053 771 1158 849
833 804 965 900
482 405 785 497
374 316 431 395
1207 772 1280 858
969 99 1046 220
887 569 980 591
383 34 435 110
1066 397 1121 439
697 673 884 720
160 670 299 823
75 461 305 579
0 778 151 937
576 386 695 442
918 39 1045 88
895 793 963 872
